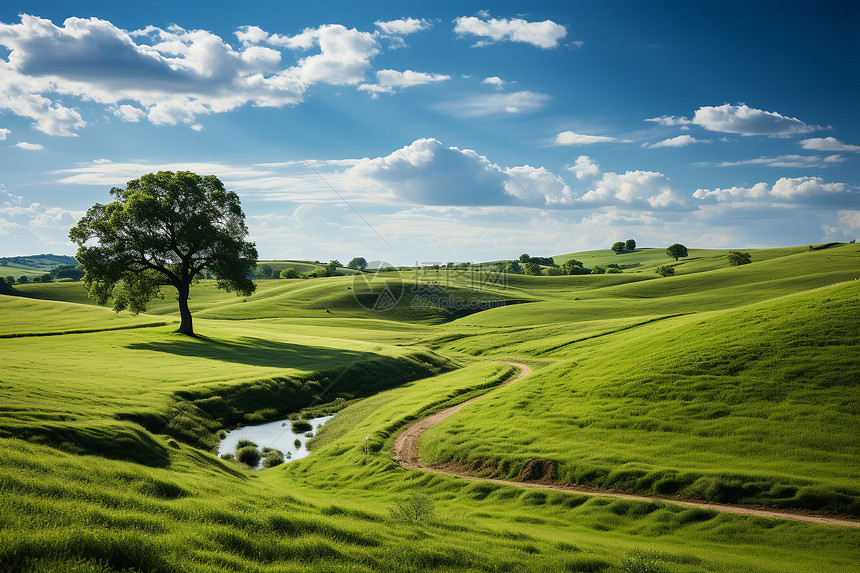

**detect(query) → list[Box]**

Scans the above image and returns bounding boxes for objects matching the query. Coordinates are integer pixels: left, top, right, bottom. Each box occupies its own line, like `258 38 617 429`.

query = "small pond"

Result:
217 414 334 468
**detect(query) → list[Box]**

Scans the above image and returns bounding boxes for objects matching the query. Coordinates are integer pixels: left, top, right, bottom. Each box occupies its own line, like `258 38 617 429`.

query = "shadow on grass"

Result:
125 336 375 370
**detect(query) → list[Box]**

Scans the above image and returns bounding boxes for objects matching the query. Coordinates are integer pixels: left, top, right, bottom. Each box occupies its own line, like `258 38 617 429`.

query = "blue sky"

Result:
1 0 858 264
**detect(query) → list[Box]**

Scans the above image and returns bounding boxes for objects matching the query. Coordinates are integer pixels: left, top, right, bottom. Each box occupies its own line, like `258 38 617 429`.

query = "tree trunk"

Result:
177 283 194 336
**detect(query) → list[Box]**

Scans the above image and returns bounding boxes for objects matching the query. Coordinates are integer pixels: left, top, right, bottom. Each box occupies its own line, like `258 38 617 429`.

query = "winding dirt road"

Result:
393 362 859 529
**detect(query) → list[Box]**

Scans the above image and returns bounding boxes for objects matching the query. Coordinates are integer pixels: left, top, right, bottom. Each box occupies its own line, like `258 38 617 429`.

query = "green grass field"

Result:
1 243 858 571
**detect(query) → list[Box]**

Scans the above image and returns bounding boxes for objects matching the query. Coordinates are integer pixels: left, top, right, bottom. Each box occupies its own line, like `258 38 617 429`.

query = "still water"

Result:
217 414 335 467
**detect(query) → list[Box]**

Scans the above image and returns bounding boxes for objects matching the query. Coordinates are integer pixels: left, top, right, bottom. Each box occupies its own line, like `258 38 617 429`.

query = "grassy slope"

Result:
421 248 860 514
1 244 858 571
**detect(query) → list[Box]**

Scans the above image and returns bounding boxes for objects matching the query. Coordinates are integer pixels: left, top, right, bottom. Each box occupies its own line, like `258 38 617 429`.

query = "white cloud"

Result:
568 155 600 180
344 138 572 208
0 184 80 253
374 18 432 36
0 15 385 135
644 135 709 148
644 115 691 126
453 16 567 49
699 154 845 168
191 123 204 132
15 141 44 150
482 76 504 89
441 90 549 117
235 25 269 45
504 165 573 205
578 171 687 210
694 176 852 203
358 69 451 97
799 137 860 153
0 128 9 140
555 131 624 145
111 104 146 122
692 104 818 137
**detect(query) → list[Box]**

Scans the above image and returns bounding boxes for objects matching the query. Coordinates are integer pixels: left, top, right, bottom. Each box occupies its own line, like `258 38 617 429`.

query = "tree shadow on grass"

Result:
124 335 376 370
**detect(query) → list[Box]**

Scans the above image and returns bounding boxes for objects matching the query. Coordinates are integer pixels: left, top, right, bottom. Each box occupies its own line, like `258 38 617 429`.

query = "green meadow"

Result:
1 244 858 571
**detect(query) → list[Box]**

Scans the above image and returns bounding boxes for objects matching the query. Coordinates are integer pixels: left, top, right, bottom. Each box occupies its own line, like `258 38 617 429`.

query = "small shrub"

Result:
622 549 668 573
606 267 623 274
236 439 258 449
591 266 606 274
655 265 675 277
263 449 285 468
294 439 302 449
220 453 235 461
236 445 262 467
389 491 435 524
292 419 313 433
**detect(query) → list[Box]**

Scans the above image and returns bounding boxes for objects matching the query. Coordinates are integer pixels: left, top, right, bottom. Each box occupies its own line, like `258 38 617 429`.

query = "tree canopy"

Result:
625 239 636 251
347 257 368 270
727 251 752 266
69 171 257 336
666 243 688 261
611 241 625 254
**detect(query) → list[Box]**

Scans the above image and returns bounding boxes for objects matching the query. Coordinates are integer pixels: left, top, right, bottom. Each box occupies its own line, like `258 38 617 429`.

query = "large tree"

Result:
69 171 258 336
666 243 688 261
347 257 368 270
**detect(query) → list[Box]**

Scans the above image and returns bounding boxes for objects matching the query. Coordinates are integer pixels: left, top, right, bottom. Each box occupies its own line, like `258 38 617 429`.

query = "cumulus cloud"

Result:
694 176 853 204
453 16 567 49
692 104 818 137
440 90 549 117
374 18 432 36
482 76 504 89
0 128 9 140
235 25 269 45
344 138 571 207
358 69 451 97
578 171 688 210
0 15 385 135
799 137 860 153
568 155 600 180
644 135 709 148
554 131 625 145
15 141 44 150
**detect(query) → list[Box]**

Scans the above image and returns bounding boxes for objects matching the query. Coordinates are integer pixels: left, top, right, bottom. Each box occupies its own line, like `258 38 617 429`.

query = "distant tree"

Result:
506 260 523 274
726 251 752 267
655 265 675 277
258 264 273 279
0 276 14 294
591 266 606 274
528 256 555 266
611 241 626 254
5 275 15 285
18 275 29 284
324 260 341 276
546 266 565 276
606 267 623 274
519 253 531 263
525 261 543 276
625 239 636 251
347 257 368 270
280 267 299 279
38 273 53 283
666 243 688 261
69 171 257 337
563 259 586 275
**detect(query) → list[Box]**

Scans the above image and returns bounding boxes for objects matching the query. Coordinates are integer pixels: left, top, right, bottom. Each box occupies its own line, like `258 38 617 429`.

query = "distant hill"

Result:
0 254 77 271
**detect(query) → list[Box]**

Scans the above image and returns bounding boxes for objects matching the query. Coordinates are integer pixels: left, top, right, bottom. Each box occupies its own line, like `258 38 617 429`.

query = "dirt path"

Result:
393 362 860 529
